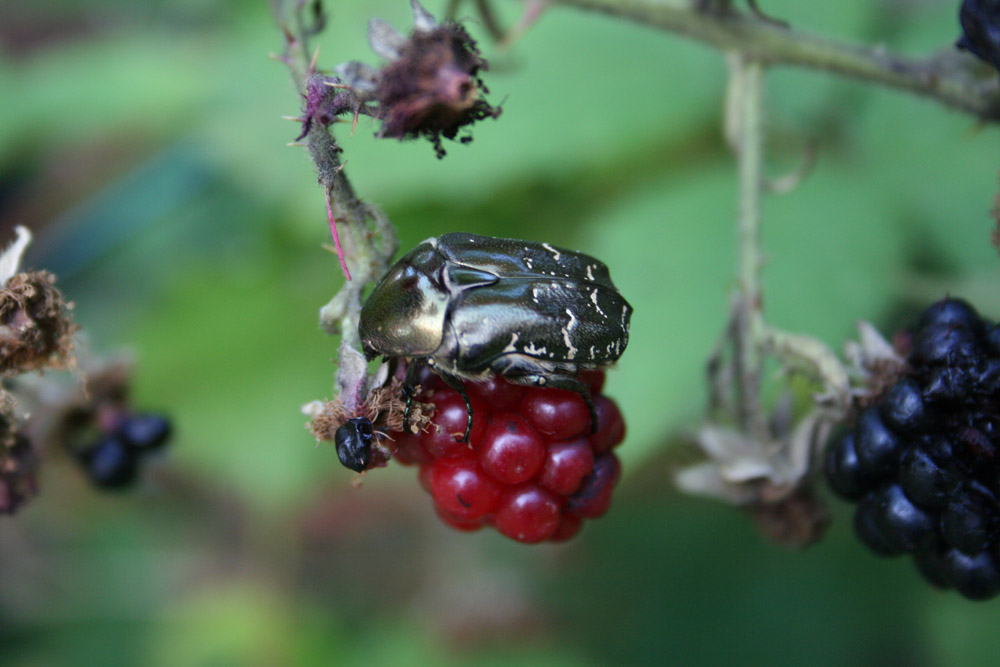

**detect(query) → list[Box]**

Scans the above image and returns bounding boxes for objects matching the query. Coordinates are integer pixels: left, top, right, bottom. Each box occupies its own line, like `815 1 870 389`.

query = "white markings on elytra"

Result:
502 333 520 353
524 342 548 356
563 308 578 360
531 287 541 304
524 257 533 269
585 265 595 281
591 289 607 318
541 242 561 261
589 345 596 359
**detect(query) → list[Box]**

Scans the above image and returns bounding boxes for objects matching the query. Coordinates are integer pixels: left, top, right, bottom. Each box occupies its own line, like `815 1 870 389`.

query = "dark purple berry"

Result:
913 323 978 366
335 417 374 473
922 366 973 402
973 358 1000 393
941 483 998 555
854 408 903 477
825 432 866 501
944 548 1000 600
899 445 956 511
914 542 951 589
986 323 1000 356
872 484 934 553
958 0 1000 72
83 437 139 489
917 298 984 336
118 414 171 451
881 379 925 433
854 493 901 557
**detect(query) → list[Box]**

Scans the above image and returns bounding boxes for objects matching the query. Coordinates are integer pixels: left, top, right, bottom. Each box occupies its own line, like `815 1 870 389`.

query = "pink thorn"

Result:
325 189 352 281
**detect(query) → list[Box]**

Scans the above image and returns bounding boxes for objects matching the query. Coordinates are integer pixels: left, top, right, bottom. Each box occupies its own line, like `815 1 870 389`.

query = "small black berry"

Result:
118 414 171 451
854 493 901 556
921 366 973 403
913 322 979 365
914 541 951 589
854 408 903 477
917 298 984 336
335 417 374 473
943 548 1000 600
881 379 925 433
824 432 866 501
83 437 139 489
941 482 998 555
899 444 956 511
872 483 934 553
958 0 1000 72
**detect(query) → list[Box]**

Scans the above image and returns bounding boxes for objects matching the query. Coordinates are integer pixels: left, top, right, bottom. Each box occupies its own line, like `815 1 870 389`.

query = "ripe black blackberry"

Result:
825 297 1000 600
77 413 173 490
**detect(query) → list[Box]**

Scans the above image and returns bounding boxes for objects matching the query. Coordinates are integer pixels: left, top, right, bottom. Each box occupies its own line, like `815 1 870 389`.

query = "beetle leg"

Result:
401 359 424 433
436 372 475 442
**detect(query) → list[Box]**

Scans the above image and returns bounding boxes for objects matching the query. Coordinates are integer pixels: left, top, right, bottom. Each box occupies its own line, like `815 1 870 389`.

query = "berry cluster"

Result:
78 414 171 489
825 298 1000 600
390 371 625 543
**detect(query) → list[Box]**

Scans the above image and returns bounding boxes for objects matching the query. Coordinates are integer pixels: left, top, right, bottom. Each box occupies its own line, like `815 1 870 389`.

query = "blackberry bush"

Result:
825 298 1000 600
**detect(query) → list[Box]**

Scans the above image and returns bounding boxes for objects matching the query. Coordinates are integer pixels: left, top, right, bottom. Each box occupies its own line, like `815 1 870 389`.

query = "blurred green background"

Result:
3 0 1000 665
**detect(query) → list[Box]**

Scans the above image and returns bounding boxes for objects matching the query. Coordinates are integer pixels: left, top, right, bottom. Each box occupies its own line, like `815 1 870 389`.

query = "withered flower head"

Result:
312 0 501 158
0 227 77 375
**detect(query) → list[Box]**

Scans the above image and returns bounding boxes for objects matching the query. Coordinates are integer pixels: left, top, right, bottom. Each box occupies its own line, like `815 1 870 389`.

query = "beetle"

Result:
335 417 374 472
358 232 632 441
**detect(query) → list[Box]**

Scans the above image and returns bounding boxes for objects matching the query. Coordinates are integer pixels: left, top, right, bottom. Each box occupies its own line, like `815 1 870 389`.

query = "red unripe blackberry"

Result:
392 432 432 466
520 387 592 440
468 375 524 411
567 453 621 518
420 388 487 458
479 413 546 484
578 370 606 395
387 370 625 543
549 513 584 542
539 438 594 496
493 484 563 543
428 457 500 520
436 506 485 532
590 396 625 454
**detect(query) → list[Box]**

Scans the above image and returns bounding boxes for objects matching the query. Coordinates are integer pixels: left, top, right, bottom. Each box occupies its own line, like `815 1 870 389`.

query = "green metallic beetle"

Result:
358 232 633 439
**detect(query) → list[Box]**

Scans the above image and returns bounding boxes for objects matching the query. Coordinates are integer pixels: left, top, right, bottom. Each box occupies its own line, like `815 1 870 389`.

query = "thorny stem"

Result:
271 0 398 349
505 0 1000 122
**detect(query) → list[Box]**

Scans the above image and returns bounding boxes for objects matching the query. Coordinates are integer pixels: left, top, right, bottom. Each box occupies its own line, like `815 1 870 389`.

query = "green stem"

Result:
535 0 1000 121
733 55 767 440
272 0 397 346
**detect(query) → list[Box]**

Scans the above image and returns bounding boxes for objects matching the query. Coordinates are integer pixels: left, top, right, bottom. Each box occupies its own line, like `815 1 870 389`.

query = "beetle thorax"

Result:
359 262 451 358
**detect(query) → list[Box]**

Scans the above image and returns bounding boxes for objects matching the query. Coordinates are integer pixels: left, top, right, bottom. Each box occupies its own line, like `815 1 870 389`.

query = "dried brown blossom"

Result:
329 0 501 158
0 270 76 375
